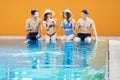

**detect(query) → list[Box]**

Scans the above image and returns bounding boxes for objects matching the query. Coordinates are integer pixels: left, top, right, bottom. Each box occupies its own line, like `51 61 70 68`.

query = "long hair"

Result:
43 13 52 21
63 12 71 22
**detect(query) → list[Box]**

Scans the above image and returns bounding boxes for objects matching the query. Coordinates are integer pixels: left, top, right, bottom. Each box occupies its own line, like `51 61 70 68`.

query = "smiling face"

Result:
63 12 71 20
81 12 88 19
47 13 52 19
81 10 89 19
31 9 39 18
33 12 39 18
63 12 67 19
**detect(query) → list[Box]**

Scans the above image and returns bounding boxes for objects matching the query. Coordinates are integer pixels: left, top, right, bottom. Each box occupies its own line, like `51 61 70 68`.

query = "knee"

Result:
73 37 81 42
85 37 91 42
51 37 56 41
38 37 43 41
66 37 71 41
66 35 74 41
61 36 65 40
45 37 50 41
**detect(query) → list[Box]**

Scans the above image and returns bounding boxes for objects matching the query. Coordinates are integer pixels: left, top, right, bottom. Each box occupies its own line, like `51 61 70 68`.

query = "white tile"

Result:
109 40 120 80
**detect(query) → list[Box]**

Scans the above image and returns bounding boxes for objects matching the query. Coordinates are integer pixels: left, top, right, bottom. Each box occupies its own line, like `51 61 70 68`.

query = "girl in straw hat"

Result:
43 9 57 41
61 9 76 41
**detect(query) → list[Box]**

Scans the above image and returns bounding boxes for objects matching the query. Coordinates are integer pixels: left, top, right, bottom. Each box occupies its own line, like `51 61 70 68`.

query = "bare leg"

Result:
38 37 43 41
66 34 74 41
85 37 91 43
73 37 81 42
45 35 50 42
61 35 66 41
51 34 57 41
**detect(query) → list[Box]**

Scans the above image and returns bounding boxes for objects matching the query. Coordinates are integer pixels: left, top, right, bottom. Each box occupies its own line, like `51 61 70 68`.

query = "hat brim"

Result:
43 11 55 17
60 11 73 16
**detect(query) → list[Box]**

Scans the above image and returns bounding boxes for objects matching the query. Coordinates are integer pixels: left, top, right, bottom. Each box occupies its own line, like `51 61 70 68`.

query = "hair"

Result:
31 9 38 15
81 9 89 15
63 12 71 20
43 13 52 21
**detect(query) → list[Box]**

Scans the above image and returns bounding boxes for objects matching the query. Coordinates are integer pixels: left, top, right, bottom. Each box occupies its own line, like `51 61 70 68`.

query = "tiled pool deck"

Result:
109 40 120 80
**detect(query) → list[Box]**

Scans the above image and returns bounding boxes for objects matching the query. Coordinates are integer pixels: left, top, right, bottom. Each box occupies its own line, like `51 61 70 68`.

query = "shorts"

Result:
26 32 38 40
47 32 56 37
77 33 91 41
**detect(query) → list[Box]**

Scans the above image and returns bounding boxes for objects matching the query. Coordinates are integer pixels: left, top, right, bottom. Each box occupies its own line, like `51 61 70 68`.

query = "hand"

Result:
27 27 33 31
75 26 79 30
52 20 55 25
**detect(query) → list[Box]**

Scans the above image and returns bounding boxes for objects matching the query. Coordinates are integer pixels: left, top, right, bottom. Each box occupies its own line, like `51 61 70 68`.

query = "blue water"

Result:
0 40 108 80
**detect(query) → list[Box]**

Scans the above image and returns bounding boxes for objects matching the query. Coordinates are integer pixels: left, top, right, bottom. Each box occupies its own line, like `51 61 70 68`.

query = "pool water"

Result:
0 39 108 80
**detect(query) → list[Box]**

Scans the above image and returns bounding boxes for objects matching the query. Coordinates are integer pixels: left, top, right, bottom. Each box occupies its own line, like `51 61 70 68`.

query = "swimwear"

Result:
46 24 55 31
77 33 91 41
62 21 74 36
47 32 56 37
26 32 39 40
65 30 74 36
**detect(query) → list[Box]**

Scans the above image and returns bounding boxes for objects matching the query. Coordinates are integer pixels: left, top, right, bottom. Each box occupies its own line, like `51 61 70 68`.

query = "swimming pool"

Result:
0 39 108 80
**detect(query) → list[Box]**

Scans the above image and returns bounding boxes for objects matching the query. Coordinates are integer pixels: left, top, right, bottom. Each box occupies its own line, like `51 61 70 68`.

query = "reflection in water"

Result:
27 40 42 52
0 40 107 80
27 40 42 69
77 41 97 68
62 42 74 68
44 42 56 68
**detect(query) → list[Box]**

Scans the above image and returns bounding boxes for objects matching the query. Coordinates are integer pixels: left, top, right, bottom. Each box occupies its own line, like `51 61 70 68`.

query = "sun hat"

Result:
61 9 73 16
43 9 55 17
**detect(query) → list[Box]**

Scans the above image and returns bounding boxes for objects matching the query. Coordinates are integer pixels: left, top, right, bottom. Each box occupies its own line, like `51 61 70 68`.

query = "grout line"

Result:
107 40 110 80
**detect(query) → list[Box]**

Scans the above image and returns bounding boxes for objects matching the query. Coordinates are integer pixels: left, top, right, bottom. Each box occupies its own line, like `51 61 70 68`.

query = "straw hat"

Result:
43 9 55 16
61 9 73 16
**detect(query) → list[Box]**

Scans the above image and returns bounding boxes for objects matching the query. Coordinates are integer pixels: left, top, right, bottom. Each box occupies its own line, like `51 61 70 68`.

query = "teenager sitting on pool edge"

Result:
26 9 42 41
61 9 76 41
74 10 97 42
43 9 58 41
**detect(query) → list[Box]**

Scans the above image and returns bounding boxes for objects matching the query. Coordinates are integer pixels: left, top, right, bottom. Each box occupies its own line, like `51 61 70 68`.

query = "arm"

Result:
61 20 64 30
43 21 49 31
36 22 42 38
26 19 32 32
53 18 58 28
36 20 42 38
75 20 80 30
37 21 42 35
91 20 97 40
71 19 76 29
43 21 47 29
